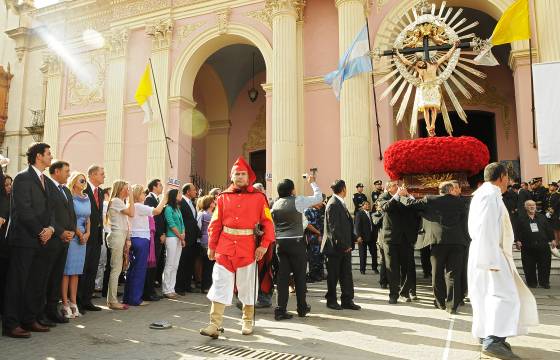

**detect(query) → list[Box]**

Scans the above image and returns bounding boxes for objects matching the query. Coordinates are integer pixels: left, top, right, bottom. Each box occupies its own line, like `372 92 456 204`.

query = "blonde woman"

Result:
106 180 134 310
123 184 168 306
61 172 91 318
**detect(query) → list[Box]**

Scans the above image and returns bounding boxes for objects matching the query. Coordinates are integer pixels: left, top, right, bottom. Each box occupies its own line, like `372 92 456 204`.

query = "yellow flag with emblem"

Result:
491 0 531 46
134 64 154 124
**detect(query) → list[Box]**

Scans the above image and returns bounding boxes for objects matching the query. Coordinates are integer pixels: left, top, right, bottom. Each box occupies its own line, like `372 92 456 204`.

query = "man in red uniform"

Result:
200 157 275 338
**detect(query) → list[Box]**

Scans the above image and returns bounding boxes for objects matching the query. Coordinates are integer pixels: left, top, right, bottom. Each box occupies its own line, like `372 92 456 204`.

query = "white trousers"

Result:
162 236 182 295
207 262 256 306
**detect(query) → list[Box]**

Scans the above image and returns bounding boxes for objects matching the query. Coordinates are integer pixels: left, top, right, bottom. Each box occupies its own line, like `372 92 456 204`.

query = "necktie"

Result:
93 187 100 208
58 185 68 201
39 174 45 189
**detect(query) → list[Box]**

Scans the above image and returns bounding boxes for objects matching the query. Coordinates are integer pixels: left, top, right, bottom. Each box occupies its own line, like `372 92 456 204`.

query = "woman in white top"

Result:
106 180 134 310
123 184 167 306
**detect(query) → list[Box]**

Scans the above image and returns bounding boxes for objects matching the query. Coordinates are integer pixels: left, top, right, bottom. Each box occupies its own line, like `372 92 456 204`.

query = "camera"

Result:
167 177 180 187
302 168 318 179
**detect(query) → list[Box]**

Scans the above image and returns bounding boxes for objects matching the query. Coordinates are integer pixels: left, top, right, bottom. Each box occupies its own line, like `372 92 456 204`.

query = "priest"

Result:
199 157 275 338
467 162 538 359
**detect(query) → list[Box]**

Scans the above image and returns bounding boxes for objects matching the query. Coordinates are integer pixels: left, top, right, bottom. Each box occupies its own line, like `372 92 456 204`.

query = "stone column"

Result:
267 0 305 193
145 20 172 183
41 54 62 156
509 42 543 181
103 29 129 185
534 0 560 182
336 0 372 206
296 8 305 193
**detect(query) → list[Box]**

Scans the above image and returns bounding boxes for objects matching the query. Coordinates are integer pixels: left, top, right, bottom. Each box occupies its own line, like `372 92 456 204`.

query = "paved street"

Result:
1 272 560 360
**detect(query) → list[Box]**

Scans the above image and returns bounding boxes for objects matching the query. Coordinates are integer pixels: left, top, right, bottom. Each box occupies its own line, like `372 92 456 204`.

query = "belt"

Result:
223 226 253 236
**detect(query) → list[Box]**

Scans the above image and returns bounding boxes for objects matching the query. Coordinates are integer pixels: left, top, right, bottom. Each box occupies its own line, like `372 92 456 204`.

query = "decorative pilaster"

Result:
145 19 172 183
534 0 560 182
336 0 372 207
103 29 129 186
296 8 305 193
266 0 305 192
41 54 62 156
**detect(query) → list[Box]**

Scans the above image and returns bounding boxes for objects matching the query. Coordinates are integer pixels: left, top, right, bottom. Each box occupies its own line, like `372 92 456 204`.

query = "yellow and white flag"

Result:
475 0 531 66
134 64 154 123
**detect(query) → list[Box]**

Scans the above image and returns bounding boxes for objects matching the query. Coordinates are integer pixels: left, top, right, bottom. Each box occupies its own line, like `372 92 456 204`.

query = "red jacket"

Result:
208 187 275 271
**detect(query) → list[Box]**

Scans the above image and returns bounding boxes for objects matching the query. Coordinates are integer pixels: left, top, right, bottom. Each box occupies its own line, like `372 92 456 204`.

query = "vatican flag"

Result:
474 0 531 66
134 64 154 123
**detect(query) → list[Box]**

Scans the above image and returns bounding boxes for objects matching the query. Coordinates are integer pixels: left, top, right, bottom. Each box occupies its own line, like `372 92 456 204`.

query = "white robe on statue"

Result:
467 182 539 339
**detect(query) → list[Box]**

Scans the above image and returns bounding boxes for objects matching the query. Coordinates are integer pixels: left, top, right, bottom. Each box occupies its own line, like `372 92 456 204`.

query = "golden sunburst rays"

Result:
374 1 487 137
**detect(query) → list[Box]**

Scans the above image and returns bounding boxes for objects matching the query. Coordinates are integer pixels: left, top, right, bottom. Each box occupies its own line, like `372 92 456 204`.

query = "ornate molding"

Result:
40 53 62 77
216 8 232 35
145 18 173 50
107 28 129 58
266 0 306 20
176 22 205 42
243 105 266 158
66 52 107 106
112 0 170 20
5 27 31 62
245 8 272 29
376 0 389 12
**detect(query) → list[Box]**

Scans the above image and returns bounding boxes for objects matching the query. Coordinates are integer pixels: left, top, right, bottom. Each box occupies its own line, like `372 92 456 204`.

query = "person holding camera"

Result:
271 173 322 320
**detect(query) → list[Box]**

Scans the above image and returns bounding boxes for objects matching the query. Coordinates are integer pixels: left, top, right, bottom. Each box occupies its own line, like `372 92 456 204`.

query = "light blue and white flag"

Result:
324 25 372 100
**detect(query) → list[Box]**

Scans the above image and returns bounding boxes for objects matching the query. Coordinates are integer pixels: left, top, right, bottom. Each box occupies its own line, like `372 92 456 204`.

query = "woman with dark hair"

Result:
197 195 216 293
162 188 185 299
0 173 11 315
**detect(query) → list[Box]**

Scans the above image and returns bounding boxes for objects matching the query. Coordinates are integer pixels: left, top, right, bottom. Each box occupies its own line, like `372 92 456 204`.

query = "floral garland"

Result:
384 136 490 180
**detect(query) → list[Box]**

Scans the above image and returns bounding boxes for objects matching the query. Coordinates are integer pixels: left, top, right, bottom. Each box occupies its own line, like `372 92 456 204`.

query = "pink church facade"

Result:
2 0 544 197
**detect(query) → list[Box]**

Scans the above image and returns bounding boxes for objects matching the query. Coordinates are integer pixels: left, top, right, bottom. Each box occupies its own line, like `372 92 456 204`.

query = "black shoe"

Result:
274 309 293 321
400 296 412 303
38 317 57 328
527 284 537 289
46 310 69 324
82 303 102 312
185 288 201 293
341 302 361 310
175 291 186 296
448 308 458 315
360 270 365 275
541 284 550 289
434 300 446 310
326 302 343 310
297 304 311 317
409 292 418 301
379 283 388 289
388 298 398 304
482 341 521 359
144 295 161 302
91 294 101 299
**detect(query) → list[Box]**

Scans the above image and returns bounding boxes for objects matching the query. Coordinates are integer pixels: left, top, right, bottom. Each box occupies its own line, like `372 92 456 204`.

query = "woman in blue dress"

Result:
61 172 91 319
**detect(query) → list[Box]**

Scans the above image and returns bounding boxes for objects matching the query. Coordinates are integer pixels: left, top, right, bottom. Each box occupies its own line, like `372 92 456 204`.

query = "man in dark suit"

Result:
378 181 419 304
143 179 165 301
176 183 202 294
2 142 55 338
320 179 360 311
354 200 379 274
77 165 105 313
400 181 470 313
42 161 77 325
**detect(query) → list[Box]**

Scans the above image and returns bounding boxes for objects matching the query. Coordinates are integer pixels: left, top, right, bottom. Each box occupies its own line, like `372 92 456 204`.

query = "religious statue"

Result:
374 1 489 137
395 41 459 136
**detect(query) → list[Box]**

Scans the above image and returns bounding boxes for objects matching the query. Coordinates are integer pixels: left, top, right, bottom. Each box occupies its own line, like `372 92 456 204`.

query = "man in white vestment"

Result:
468 162 539 359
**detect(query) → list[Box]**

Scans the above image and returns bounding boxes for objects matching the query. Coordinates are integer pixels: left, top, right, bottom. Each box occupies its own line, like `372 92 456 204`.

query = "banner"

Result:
533 61 560 164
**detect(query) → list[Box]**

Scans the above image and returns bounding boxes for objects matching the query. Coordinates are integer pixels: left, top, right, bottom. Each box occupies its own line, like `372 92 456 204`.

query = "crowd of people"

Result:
0 142 556 358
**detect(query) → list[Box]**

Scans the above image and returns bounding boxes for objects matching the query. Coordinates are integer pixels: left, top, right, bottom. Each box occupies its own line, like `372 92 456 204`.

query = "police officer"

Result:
530 177 548 213
371 180 383 204
352 183 368 215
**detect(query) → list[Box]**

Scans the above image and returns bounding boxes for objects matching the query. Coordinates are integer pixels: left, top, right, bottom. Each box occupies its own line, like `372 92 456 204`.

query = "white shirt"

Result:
294 182 323 213
130 203 154 239
333 194 346 208
49 177 68 201
108 198 129 231
31 165 44 181
183 195 196 216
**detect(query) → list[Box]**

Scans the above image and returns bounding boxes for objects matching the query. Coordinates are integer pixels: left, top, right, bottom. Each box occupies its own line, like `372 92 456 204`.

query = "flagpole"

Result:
528 39 537 149
149 58 174 168
365 18 383 161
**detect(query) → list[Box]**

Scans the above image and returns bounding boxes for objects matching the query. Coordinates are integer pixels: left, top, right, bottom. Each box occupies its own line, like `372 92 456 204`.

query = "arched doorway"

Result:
169 24 271 189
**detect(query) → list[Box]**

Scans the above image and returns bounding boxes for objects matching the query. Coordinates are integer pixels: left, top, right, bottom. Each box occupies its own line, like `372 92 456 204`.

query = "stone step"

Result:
349 248 560 275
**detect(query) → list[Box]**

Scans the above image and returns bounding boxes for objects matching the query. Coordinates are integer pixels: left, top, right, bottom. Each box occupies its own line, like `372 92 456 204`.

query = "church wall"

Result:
303 0 339 78
58 117 104 174
124 29 152 105
228 71 266 171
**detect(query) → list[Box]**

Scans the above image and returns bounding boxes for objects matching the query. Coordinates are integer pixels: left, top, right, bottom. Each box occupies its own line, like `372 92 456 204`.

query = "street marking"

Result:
442 314 456 360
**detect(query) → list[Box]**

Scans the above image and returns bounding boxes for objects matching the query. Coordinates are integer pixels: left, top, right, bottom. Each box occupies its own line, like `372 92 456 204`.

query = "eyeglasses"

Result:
79 179 86 184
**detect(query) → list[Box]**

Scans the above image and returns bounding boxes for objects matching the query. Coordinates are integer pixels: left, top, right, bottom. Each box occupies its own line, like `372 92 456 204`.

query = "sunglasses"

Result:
78 179 86 184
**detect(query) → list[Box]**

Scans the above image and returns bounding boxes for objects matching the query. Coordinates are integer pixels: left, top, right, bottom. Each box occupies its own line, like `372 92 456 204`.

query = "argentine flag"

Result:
325 25 372 99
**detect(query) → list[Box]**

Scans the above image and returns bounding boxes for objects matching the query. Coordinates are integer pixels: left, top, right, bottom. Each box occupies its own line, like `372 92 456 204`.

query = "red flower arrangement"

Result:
384 136 490 180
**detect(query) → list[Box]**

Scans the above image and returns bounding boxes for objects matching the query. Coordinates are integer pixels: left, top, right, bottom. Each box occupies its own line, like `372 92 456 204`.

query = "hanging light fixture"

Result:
248 52 259 103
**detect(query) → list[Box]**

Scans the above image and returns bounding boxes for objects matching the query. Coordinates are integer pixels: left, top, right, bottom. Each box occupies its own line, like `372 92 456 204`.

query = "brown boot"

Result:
199 302 225 339
241 305 254 335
